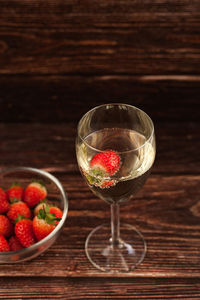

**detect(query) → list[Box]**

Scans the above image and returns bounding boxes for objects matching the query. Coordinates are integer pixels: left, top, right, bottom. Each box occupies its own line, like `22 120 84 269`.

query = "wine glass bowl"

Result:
0 167 68 263
76 103 155 272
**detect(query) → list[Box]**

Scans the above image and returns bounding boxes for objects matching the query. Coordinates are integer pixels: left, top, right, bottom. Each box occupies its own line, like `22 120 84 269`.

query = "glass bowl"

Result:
0 167 68 263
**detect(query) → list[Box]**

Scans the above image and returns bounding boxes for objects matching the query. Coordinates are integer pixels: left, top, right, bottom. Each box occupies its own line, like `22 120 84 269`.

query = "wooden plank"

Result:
0 174 199 277
0 76 199 123
0 277 199 299
0 123 198 175
0 1 199 75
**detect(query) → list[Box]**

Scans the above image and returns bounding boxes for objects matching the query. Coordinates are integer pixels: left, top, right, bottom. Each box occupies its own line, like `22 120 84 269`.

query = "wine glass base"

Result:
85 223 146 273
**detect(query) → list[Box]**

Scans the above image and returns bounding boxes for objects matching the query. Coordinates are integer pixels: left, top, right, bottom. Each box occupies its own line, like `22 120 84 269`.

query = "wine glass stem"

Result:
111 203 120 247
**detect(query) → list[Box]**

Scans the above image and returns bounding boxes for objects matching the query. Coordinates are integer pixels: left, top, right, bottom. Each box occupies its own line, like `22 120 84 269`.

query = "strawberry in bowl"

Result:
0 167 68 263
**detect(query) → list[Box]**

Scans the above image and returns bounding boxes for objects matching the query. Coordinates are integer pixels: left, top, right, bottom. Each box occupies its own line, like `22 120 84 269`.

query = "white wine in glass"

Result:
76 103 156 272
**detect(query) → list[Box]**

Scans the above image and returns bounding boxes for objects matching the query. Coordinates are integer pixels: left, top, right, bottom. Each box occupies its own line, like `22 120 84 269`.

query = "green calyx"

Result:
11 197 20 204
86 168 105 186
10 182 21 188
31 179 46 187
15 215 27 224
37 206 61 226
92 169 104 177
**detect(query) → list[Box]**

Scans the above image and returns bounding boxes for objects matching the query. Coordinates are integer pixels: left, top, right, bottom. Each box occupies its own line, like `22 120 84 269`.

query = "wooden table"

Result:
0 1 200 299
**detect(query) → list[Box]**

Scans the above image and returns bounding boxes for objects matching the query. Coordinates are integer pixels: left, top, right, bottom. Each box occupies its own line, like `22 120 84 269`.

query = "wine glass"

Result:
76 103 156 272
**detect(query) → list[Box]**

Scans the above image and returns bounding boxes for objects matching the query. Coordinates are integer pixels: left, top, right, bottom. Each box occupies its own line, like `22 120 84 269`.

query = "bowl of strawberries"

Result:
0 166 68 263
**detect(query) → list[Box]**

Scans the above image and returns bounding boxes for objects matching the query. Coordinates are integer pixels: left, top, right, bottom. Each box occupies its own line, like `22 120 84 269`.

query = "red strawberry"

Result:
33 207 61 241
15 218 36 248
0 215 13 237
49 206 63 225
24 181 47 208
7 183 24 203
0 234 10 252
0 187 9 213
90 150 121 176
100 180 116 189
8 235 23 251
7 201 31 223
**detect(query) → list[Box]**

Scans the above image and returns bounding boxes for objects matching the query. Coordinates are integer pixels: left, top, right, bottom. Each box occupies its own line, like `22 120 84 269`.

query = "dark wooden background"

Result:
0 1 200 299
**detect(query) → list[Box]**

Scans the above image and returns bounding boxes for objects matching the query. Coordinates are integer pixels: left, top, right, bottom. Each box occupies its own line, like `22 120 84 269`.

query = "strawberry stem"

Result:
37 207 61 226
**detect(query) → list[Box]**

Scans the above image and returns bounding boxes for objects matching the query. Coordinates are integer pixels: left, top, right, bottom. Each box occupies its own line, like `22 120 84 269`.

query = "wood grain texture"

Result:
0 277 199 299
0 1 199 75
0 76 200 123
